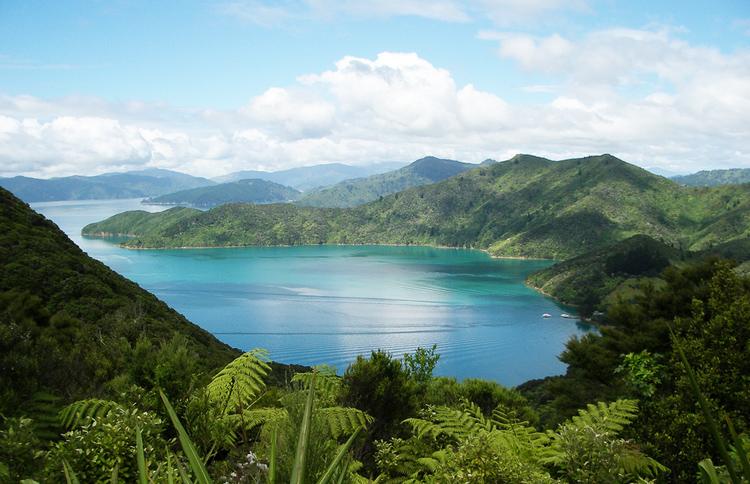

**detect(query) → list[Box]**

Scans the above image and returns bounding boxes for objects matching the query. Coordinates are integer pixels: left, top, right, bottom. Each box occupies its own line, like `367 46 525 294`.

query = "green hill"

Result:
0 187 237 412
297 156 475 207
215 161 405 191
526 235 679 311
673 168 750 186
144 178 301 208
83 154 750 260
0 169 215 203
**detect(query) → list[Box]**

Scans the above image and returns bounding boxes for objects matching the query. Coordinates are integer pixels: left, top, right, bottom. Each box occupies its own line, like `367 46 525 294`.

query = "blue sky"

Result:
0 1 749 177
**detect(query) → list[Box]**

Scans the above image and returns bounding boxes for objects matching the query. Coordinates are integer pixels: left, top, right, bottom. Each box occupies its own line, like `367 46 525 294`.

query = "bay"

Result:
32 198 591 386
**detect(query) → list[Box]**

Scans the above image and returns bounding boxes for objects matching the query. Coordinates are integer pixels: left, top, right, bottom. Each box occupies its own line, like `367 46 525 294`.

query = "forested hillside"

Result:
0 187 237 413
144 178 301 207
298 156 474 208
85 154 750 259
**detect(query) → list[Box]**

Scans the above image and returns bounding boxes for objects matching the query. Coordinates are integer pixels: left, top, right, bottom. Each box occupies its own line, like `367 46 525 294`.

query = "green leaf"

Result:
160 390 212 484
698 459 721 484
291 372 316 484
269 425 277 484
62 460 80 484
317 427 361 484
136 426 148 484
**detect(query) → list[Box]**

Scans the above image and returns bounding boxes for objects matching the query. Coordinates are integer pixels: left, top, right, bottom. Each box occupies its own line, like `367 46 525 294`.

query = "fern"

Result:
226 407 288 433
292 367 341 405
545 399 666 481
28 392 62 440
317 407 373 439
569 399 639 434
207 349 270 413
59 399 122 429
404 402 490 441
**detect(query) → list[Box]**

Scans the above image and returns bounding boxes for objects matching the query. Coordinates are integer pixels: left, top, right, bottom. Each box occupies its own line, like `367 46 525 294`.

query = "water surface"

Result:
33 198 590 386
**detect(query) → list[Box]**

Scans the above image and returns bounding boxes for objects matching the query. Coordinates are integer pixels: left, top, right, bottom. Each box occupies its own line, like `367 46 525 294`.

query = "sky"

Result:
0 0 749 178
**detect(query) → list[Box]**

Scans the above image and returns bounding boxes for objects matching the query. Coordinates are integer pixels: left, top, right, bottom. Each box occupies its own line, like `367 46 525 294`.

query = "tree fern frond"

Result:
404 404 488 441
317 407 373 439
207 349 270 413
618 447 669 477
570 399 639 434
225 407 288 433
59 399 122 429
292 369 341 403
403 417 452 440
29 392 62 440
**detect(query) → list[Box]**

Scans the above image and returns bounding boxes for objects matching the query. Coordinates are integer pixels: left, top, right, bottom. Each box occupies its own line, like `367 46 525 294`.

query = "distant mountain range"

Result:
0 168 215 203
85 153 750 258
144 178 301 208
214 162 406 191
671 168 750 186
298 156 475 208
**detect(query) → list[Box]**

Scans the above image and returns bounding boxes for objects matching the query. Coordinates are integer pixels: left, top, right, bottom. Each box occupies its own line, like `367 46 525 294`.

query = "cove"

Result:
32 198 591 386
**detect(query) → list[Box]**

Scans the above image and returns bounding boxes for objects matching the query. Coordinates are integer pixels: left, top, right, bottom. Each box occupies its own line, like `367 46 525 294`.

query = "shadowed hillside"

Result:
0 188 238 411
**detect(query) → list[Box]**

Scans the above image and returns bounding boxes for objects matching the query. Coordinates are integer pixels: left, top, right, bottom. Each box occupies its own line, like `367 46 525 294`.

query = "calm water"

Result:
32 198 590 386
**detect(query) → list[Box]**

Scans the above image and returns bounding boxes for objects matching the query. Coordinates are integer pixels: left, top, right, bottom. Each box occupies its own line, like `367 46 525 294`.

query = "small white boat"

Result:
542 313 552 318
561 313 575 319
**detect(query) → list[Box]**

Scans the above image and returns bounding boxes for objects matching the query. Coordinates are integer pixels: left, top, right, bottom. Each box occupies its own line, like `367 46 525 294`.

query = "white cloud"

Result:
1 37 749 178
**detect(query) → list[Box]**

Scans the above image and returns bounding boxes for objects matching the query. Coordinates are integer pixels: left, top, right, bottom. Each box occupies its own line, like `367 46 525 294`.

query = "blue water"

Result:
32 198 591 386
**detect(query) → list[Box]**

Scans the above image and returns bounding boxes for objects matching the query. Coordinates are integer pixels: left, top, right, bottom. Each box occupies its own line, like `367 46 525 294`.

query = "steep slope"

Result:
215 161 405 191
83 154 750 259
0 169 215 202
297 156 475 208
144 178 301 207
526 235 679 311
0 188 237 411
673 168 750 186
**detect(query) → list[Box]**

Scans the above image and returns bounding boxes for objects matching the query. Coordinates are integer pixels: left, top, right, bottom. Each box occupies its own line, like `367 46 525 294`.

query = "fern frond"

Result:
618 447 669 477
29 392 62 439
317 407 373 439
403 417 451 440
292 368 341 403
404 404 488 441
207 349 270 413
491 405 550 457
225 407 288 433
570 399 638 434
59 399 122 429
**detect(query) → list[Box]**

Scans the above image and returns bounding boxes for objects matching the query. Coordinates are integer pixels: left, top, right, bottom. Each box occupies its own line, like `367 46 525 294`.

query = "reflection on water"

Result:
32 198 591 386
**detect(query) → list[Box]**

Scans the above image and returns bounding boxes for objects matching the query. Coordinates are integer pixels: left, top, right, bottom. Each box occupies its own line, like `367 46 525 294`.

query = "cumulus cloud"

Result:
1 33 749 178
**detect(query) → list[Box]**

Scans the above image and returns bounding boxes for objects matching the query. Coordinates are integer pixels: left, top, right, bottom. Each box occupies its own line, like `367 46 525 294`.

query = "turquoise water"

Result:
32 198 591 386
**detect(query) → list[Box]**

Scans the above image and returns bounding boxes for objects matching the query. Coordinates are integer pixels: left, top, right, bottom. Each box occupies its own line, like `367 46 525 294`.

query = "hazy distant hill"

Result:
0 169 215 202
672 168 750 186
298 156 475 208
144 178 301 208
215 162 406 191
84 153 750 260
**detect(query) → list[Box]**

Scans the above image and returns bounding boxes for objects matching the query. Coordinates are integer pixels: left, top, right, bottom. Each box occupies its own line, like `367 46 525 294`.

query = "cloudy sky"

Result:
0 0 748 178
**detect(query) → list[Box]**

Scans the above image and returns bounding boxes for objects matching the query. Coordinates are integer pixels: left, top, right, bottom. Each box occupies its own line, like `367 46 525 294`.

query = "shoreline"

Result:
83 232 576 310
83 233 557 261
